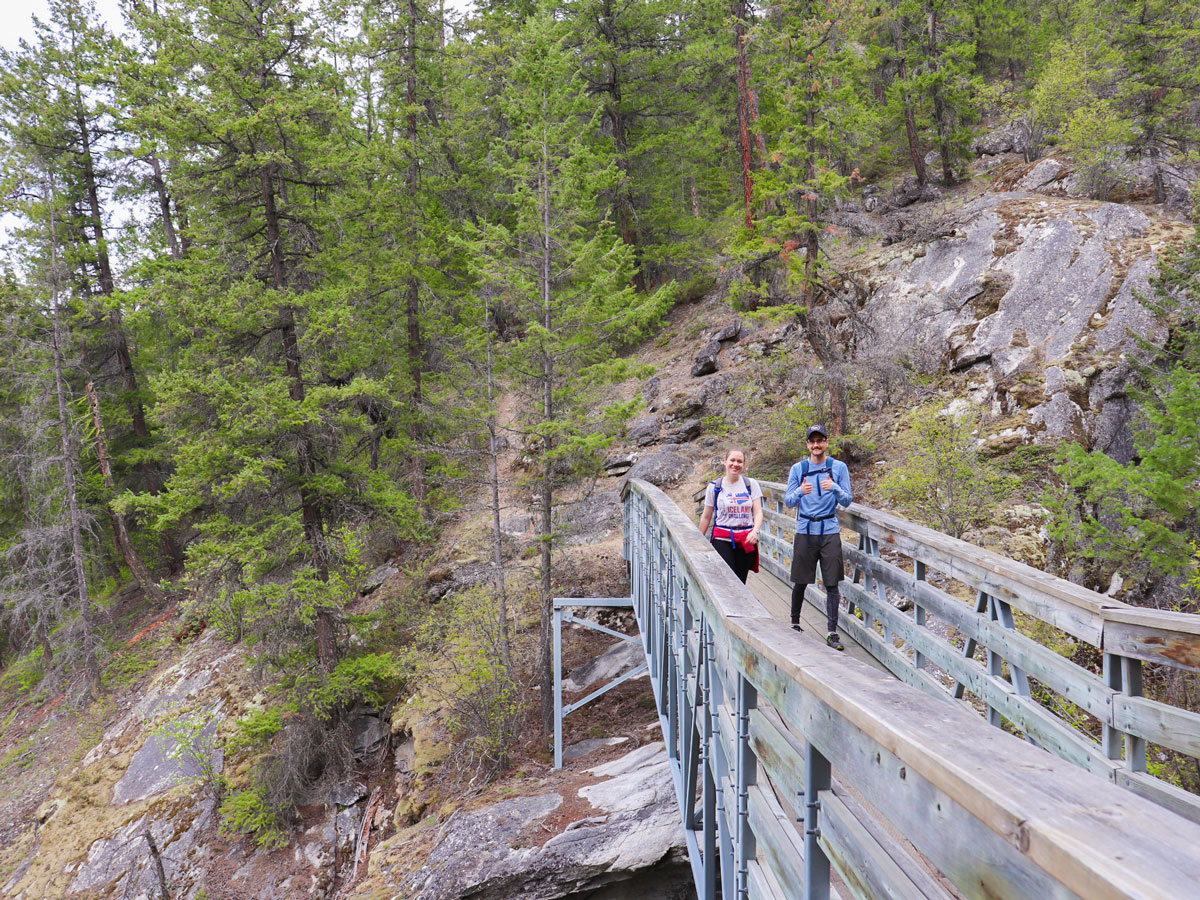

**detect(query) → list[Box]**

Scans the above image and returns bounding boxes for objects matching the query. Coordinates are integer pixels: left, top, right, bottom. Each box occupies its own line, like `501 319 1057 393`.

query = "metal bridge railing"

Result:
750 480 1200 824
627 477 1200 900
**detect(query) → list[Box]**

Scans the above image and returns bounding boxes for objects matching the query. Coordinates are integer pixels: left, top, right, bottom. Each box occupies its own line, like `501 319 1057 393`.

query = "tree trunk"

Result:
262 163 336 671
891 17 926 185
47 181 101 697
928 10 955 186
148 153 182 260
143 828 171 900
85 381 162 602
539 127 555 738
76 101 183 569
733 0 756 228
803 94 820 309
406 0 427 507
598 1 646 291
484 299 512 672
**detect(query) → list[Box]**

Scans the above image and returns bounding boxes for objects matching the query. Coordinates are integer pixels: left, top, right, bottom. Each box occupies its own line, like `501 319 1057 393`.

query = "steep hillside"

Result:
0 143 1194 900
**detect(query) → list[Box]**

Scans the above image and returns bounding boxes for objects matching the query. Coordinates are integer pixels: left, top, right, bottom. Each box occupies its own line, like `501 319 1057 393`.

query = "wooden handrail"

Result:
627 478 1200 900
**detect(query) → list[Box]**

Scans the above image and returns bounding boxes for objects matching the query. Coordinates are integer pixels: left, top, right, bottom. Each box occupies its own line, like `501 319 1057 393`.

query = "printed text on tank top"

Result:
710 476 759 538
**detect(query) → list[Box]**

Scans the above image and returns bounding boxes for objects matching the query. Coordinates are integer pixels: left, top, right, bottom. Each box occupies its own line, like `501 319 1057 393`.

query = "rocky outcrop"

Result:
562 640 644 693
555 490 623 544
860 192 1191 453
627 415 661 446
357 743 691 900
622 451 693 488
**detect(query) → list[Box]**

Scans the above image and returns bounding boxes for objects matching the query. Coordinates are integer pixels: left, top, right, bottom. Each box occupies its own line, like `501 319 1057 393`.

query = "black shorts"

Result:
791 532 844 588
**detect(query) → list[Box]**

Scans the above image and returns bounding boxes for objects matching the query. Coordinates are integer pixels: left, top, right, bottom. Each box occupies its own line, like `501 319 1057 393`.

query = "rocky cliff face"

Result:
856 189 1193 459
352 743 692 900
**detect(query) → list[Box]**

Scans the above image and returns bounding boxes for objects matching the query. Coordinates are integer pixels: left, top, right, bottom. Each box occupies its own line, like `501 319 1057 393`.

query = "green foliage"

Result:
878 403 1015 538
0 646 47 696
303 653 401 718
1047 237 1200 599
220 787 290 850
150 707 226 802
100 648 159 690
227 707 285 756
1060 101 1135 199
399 586 525 779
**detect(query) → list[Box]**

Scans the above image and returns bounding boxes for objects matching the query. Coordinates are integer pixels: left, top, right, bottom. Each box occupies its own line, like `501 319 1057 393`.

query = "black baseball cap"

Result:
805 425 828 440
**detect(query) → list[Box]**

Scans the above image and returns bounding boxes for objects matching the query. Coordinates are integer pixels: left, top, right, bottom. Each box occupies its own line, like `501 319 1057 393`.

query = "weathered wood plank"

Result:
1117 770 1200 826
759 482 1112 643
840 581 1118 775
820 790 944 900
1113 694 1200 759
748 858 790 900
761 481 1200 673
747 782 808 898
1103 607 1200 671
843 549 1116 722
748 707 806 796
731 615 1200 900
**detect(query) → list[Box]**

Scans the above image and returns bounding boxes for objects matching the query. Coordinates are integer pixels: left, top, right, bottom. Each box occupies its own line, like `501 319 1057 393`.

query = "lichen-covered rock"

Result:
627 415 661 447
555 490 623 544
111 712 224 805
622 452 693 489
562 640 644 693
863 193 1177 450
662 418 702 444
360 744 690 900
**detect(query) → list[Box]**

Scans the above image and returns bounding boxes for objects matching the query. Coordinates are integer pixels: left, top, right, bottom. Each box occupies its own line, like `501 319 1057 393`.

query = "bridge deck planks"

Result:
746 568 889 675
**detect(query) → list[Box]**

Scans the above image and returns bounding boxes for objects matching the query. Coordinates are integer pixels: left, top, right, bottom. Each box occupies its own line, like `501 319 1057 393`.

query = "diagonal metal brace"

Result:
563 662 649 715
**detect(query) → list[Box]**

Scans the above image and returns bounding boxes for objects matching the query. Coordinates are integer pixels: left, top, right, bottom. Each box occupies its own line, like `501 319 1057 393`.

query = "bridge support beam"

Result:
552 597 641 769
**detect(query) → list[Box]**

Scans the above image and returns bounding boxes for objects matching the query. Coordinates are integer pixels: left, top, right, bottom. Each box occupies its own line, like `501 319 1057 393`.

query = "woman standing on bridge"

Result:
697 448 764 584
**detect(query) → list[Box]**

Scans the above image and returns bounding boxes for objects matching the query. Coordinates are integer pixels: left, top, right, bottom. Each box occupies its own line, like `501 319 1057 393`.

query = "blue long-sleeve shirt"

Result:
784 457 852 535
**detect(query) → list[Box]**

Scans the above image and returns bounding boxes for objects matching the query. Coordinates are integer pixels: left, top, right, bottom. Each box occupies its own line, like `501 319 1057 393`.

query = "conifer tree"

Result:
1 0 176 574
739 0 873 433
126 0 410 673
466 5 668 733
1100 0 1200 203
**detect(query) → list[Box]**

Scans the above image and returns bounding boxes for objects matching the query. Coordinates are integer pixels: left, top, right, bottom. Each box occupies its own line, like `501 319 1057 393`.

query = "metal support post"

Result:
551 597 639 770
701 623 717 900
1103 652 1123 759
1123 657 1147 772
735 675 758 899
666 549 679 761
803 741 831 900
955 590 990 700
553 605 563 769
913 560 927 670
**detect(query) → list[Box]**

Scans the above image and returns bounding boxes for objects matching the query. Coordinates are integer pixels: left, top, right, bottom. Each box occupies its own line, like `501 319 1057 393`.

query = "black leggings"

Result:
792 583 841 634
712 538 753 584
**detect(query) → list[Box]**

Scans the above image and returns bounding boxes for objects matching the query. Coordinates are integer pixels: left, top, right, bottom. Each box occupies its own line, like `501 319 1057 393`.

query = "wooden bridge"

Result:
618 477 1200 900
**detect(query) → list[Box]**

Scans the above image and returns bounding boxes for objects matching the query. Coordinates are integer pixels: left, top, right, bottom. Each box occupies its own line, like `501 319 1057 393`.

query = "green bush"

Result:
877 403 1015 538
220 787 290 849
150 707 227 803
400 586 525 779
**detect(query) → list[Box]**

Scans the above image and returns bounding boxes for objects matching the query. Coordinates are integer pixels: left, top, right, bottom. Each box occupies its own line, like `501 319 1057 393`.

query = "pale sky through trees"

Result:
4 0 474 52
4 0 126 51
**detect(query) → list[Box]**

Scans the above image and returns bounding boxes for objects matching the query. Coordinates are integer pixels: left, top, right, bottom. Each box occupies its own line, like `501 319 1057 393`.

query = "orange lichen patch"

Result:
22 693 66 731
529 783 601 847
126 612 174 647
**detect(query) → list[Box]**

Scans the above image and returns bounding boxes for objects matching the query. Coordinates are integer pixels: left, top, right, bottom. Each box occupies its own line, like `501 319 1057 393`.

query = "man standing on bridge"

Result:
785 425 852 651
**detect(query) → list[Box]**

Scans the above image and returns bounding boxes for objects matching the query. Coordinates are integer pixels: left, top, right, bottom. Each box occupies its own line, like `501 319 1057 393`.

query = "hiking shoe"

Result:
826 633 845 651
791 623 802 633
